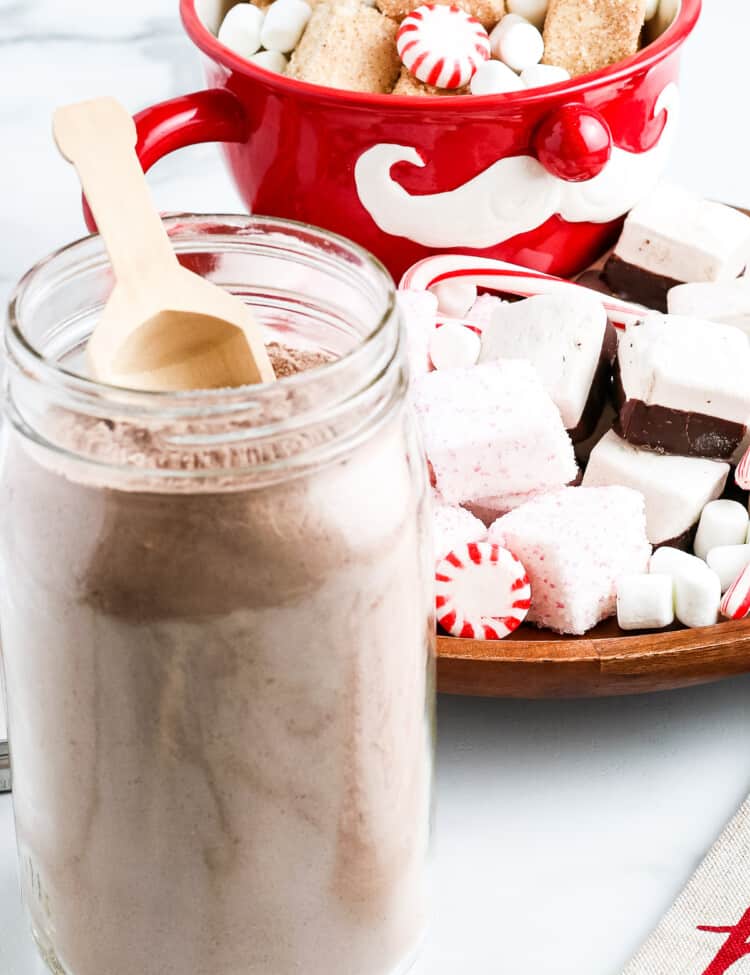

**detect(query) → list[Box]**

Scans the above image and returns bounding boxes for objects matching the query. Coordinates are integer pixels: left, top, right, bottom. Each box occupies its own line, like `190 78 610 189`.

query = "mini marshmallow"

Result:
429 322 482 370
674 559 721 629
397 4 490 89
260 0 312 53
644 0 658 18
653 551 721 629
706 545 750 593
520 62 569 87
616 573 674 631
649 546 695 578
249 49 289 72
490 13 544 71
470 59 525 95
720 563 750 620
431 279 477 318
507 0 548 28
693 500 749 561
218 2 265 58
435 541 532 639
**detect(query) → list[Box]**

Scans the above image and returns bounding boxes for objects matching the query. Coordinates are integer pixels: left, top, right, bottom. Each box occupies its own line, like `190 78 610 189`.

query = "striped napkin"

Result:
623 795 750 975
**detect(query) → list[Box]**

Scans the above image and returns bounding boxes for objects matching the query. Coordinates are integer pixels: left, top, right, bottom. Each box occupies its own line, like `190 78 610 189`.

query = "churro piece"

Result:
376 0 505 31
542 0 646 77
391 66 468 95
287 0 401 92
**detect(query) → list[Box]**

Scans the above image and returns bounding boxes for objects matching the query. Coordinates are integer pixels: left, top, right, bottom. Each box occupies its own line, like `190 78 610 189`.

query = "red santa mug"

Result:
125 0 700 281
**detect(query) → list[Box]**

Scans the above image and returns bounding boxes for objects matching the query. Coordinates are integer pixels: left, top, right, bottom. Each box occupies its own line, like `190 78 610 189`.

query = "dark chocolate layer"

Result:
612 361 745 461
566 322 618 444
604 254 682 314
574 270 619 298
653 523 698 553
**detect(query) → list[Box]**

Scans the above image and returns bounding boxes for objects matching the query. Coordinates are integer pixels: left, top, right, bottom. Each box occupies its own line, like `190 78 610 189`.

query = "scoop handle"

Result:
53 98 178 287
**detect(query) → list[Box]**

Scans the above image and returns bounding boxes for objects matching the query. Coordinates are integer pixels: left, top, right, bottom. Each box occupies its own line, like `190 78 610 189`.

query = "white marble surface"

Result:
2 1 750 972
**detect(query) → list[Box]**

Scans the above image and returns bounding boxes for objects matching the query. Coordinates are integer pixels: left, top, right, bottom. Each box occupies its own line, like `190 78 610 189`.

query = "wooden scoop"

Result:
53 97 275 391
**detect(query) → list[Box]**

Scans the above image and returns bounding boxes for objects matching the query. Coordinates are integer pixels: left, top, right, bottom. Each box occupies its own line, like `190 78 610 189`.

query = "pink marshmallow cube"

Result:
433 499 488 561
413 360 577 505
489 486 652 635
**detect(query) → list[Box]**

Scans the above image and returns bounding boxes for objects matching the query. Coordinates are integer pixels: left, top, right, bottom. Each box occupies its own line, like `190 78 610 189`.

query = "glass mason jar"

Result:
1 216 435 975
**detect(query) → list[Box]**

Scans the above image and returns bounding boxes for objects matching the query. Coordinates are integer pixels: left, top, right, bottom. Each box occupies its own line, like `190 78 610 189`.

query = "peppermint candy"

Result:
720 563 750 621
397 4 490 90
735 443 750 490
435 541 531 639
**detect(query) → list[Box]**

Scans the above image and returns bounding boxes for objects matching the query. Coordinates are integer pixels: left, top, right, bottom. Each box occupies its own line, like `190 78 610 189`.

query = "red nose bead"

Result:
533 104 613 182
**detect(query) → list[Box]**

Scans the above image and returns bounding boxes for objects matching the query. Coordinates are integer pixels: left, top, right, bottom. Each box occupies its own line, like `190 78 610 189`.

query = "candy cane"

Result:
400 254 647 330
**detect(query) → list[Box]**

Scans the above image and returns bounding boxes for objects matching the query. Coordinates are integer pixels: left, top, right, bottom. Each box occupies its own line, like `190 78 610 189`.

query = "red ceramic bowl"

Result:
129 0 701 281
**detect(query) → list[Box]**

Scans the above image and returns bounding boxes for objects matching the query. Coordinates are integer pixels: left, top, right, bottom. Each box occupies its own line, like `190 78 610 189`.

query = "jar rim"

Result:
5 213 397 419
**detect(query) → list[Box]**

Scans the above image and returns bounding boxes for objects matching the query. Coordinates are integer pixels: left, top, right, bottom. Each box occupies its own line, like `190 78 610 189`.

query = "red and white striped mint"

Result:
397 4 490 90
435 541 531 639
735 443 750 490
720 562 750 620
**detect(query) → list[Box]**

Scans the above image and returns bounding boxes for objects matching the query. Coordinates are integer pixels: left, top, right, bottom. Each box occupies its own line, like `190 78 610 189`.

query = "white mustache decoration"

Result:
354 83 679 249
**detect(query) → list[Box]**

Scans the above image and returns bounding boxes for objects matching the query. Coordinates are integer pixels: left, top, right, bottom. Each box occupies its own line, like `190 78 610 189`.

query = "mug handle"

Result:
83 89 249 232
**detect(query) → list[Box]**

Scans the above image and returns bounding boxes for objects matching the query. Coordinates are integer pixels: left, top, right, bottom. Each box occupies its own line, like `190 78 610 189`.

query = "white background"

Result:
2 1 750 973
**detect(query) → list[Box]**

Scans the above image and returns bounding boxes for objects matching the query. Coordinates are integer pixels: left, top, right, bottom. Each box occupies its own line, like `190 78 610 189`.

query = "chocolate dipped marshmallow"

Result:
605 184 750 312
613 314 750 460
583 430 730 549
479 292 616 442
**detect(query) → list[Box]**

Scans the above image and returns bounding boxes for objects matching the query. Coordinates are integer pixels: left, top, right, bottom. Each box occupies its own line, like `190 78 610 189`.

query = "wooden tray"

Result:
437 619 750 698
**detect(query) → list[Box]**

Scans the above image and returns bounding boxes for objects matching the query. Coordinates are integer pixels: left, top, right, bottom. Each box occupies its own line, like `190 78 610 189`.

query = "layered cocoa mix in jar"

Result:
1 217 434 975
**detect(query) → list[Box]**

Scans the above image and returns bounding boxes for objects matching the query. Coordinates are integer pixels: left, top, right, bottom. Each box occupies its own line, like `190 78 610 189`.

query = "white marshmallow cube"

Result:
706 544 750 593
249 49 289 72
644 0 659 19
260 0 312 53
470 59 525 95
521 63 569 88
617 573 674 631
218 3 265 58
431 280 477 319
506 0 548 28
490 14 544 72
667 282 750 341
429 322 481 371
693 499 749 561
